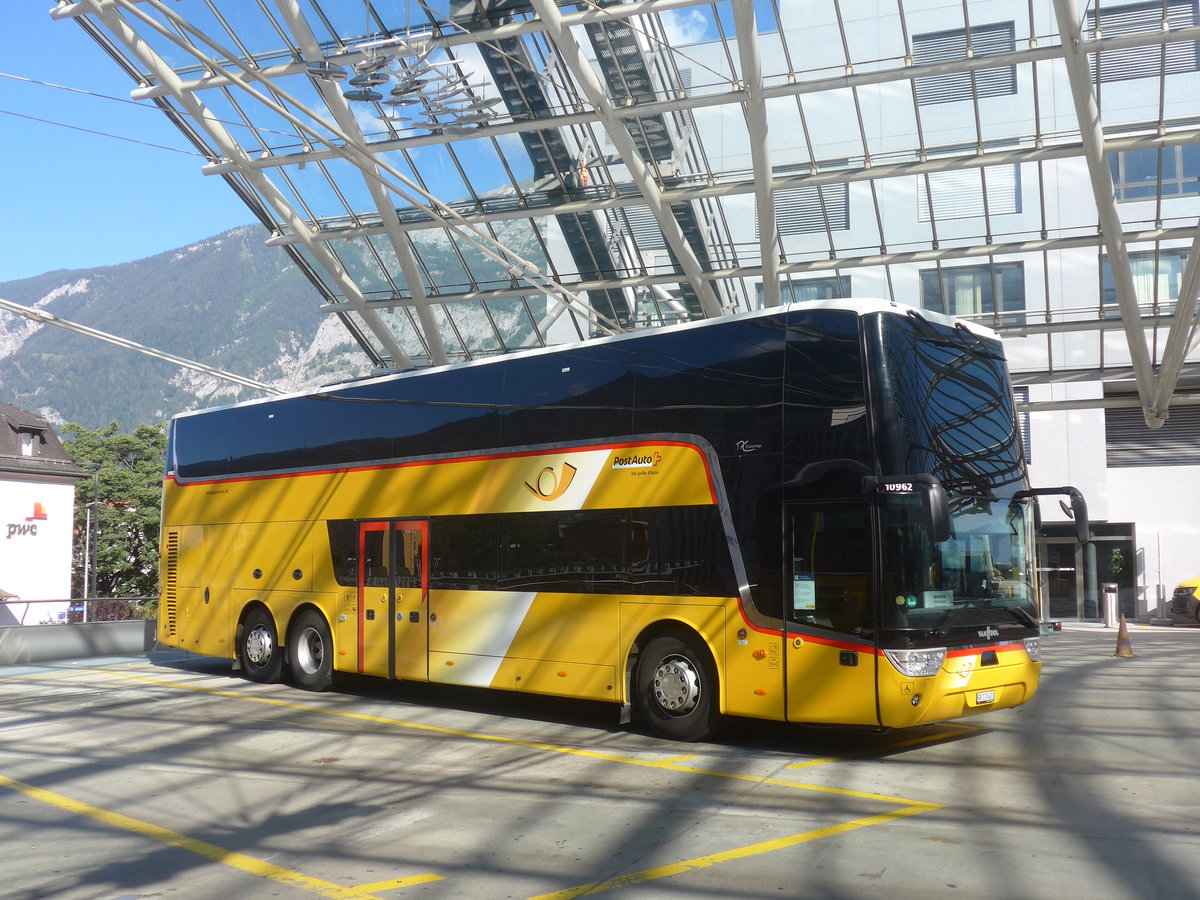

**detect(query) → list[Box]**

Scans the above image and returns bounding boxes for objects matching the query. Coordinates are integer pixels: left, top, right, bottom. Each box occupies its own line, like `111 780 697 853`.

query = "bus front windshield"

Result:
881 494 1037 631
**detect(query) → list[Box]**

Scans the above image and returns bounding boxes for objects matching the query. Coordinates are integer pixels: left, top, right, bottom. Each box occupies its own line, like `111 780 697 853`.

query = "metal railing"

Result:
0 597 157 627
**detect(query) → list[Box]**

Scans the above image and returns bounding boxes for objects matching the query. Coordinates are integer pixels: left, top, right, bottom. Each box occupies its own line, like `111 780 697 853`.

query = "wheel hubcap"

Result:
652 654 701 715
244 625 274 666
295 626 324 675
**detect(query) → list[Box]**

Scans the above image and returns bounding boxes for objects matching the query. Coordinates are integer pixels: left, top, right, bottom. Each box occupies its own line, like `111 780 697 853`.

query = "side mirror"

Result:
1013 486 1089 544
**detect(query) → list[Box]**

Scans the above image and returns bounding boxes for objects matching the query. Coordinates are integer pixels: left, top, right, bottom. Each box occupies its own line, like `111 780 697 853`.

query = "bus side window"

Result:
789 504 870 635
363 529 389 588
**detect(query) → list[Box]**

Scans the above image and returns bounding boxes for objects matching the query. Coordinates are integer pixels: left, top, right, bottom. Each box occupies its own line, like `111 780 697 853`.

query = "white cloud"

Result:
659 9 711 47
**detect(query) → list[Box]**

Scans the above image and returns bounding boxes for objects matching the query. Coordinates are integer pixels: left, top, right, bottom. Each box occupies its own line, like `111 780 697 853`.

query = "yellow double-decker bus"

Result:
159 300 1079 740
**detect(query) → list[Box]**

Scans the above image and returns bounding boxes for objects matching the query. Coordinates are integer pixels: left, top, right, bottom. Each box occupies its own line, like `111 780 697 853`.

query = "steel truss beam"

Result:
259 129 1200 250
272 0 449 367
528 0 723 318
68 0 415 367
193 27 1200 179
75 0 621 362
1052 0 1159 425
323 225 1198 312
54 0 1200 421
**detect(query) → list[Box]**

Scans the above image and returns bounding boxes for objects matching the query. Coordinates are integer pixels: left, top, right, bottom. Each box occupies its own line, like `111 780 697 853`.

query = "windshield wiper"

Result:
936 598 992 639
1006 605 1039 629
938 599 1037 639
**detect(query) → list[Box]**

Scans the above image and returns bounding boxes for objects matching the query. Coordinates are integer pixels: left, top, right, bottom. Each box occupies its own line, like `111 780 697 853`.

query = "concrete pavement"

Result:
0 624 1196 899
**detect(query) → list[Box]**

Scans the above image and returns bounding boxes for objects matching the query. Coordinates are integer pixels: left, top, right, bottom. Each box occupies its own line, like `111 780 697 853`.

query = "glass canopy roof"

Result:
54 0 1200 425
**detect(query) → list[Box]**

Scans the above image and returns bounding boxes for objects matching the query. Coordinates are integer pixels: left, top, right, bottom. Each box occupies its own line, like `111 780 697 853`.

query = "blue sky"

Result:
0 6 251 284
0 3 737 287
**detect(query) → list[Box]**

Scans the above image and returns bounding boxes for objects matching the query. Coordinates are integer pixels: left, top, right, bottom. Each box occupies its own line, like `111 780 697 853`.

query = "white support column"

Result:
1052 0 1159 424
731 0 778 308
273 0 449 367
529 0 724 318
1150 227 1200 421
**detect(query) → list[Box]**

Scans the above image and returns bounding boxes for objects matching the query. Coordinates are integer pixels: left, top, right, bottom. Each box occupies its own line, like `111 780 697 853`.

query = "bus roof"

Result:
172 299 999 421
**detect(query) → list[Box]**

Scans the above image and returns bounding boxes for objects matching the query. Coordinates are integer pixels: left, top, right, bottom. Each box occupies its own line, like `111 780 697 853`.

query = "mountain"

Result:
0 225 372 428
1 222 545 429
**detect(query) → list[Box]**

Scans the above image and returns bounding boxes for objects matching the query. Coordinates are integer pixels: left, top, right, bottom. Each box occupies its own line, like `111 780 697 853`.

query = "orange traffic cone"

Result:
1114 614 1135 658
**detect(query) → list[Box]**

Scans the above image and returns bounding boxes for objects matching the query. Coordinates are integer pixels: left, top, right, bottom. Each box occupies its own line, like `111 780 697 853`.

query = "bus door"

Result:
357 521 429 681
784 503 880 725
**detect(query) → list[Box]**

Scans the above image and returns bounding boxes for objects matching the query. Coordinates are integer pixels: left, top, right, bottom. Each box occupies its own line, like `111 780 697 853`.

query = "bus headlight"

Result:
1024 637 1041 662
883 647 946 678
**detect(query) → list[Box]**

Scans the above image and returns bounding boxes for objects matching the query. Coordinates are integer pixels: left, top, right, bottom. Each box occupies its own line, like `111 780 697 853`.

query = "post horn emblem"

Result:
524 462 577 501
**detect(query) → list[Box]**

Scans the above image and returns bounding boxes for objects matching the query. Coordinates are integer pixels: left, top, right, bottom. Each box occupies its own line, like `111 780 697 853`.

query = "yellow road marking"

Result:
354 875 444 892
530 803 937 899
58 666 951 897
92 668 934 807
0 773 441 899
786 755 842 769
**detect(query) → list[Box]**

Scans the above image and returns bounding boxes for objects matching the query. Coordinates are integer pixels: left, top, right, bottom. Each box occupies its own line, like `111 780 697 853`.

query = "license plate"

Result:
975 689 996 704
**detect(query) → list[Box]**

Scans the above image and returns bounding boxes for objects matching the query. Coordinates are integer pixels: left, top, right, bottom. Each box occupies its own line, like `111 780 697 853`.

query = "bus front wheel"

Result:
635 633 726 742
239 607 283 683
289 609 333 691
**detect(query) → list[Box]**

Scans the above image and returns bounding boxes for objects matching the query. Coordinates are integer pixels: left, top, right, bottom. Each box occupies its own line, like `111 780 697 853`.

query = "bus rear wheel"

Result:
289 609 333 691
635 633 726 742
239 607 283 684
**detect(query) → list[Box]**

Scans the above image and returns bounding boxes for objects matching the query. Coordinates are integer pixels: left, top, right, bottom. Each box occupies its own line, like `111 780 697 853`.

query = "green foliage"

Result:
62 421 166 599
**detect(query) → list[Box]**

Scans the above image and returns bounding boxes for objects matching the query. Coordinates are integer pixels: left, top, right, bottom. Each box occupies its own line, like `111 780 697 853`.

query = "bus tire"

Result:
289 609 333 692
635 632 726 742
238 607 283 684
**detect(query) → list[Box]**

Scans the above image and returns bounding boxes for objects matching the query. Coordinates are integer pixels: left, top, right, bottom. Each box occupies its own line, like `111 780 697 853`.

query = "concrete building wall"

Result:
0 476 78 624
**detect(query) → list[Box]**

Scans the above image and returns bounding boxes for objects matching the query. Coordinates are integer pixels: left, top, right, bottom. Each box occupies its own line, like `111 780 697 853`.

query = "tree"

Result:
62 422 166 598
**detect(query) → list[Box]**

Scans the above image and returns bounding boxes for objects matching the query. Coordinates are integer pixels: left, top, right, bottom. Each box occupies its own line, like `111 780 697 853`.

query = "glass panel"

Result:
328 520 358 587
362 529 390 588
873 312 1025 494
880 494 1038 631
1041 541 1081 620
918 263 1025 320
395 529 423 588
1181 144 1200 193
631 314 788 443
428 507 735 596
1123 148 1160 189
789 504 871 635
1102 250 1188 306
500 343 635 445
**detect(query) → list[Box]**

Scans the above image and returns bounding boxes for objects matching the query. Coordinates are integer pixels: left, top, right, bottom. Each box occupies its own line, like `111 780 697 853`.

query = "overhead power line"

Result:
0 297 284 396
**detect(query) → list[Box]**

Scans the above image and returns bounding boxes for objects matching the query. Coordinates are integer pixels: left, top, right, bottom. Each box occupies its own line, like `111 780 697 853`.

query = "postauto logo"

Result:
611 451 661 470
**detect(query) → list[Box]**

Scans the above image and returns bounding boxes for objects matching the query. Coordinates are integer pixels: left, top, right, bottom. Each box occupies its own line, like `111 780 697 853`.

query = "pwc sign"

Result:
6 502 48 539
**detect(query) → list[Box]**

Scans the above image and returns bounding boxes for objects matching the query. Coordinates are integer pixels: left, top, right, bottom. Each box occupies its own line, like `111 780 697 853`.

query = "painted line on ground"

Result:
90 667 939 807
70 665 948 897
530 803 937 899
0 773 441 899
